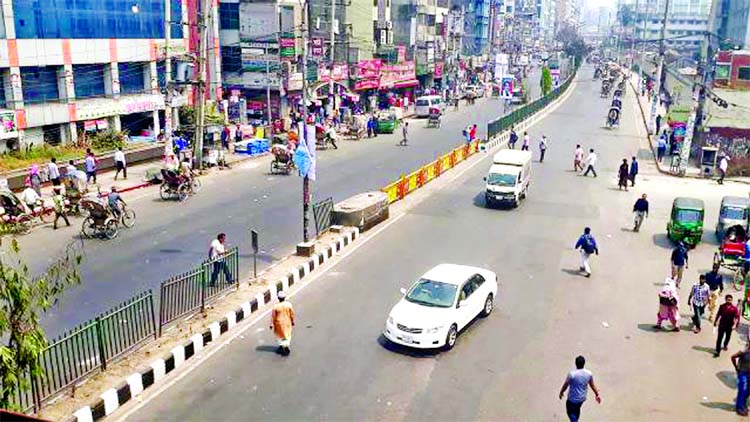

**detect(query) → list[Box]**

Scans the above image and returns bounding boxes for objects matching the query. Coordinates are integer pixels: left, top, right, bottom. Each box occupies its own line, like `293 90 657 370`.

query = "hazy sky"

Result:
585 0 616 10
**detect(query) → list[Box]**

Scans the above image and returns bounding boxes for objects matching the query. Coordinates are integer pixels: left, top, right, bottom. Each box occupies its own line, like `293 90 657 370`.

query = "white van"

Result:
415 95 444 117
484 149 532 207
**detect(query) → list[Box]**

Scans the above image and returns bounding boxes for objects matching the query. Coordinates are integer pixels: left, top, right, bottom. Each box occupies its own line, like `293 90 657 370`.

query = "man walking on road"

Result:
208 233 234 286
718 156 729 184
632 194 649 231
509 127 518 149
670 242 688 288
114 147 127 180
539 135 548 163
688 275 710 333
521 132 530 151
574 227 599 277
656 134 667 163
714 294 740 357
47 157 61 187
270 291 295 356
732 343 750 415
558 355 601 422
574 145 584 172
399 121 409 146
51 187 70 230
582 149 598 177
84 149 97 184
629 156 638 186
705 264 724 322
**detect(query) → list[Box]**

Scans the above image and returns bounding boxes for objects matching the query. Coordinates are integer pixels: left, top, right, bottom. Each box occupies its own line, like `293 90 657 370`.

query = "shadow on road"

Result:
716 370 737 389
239 252 280 263
376 334 441 358
652 233 673 249
255 344 281 354
691 345 716 356
636 323 681 333
700 401 736 412
561 268 586 278
472 192 518 211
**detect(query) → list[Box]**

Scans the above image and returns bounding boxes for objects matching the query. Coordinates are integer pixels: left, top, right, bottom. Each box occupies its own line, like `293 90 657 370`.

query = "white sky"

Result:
585 0 616 10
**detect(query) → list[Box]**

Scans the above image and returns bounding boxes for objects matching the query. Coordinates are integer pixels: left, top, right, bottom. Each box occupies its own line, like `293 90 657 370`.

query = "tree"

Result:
540 67 553 96
557 23 593 60
0 239 81 410
617 4 635 28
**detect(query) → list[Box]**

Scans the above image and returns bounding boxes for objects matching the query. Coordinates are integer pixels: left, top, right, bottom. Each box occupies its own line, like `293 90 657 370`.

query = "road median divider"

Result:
40 228 360 422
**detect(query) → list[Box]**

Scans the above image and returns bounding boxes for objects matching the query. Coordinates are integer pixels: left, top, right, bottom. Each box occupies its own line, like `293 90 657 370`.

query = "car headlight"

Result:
388 316 394 324
426 326 443 334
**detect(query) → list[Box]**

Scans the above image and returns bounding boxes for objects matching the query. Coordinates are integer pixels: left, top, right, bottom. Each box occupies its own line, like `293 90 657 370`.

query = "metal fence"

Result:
8 291 155 412
312 197 334 235
159 247 239 334
487 67 578 140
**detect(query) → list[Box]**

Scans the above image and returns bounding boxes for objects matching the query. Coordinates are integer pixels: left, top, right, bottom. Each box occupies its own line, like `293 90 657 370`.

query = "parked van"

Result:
484 149 532 207
415 95 445 117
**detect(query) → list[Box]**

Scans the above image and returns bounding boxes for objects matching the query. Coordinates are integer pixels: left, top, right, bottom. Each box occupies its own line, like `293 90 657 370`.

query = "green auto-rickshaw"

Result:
667 197 705 247
376 111 399 134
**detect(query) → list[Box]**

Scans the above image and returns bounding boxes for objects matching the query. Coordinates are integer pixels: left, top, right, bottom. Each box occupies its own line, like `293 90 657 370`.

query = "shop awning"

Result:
392 80 419 89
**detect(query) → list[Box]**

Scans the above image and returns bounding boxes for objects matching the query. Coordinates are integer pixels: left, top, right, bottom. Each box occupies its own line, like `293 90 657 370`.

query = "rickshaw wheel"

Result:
159 183 171 200
177 183 190 202
17 216 32 235
39 207 54 224
121 209 136 228
103 219 119 240
733 268 745 291
81 217 96 239
270 161 277 175
191 178 202 194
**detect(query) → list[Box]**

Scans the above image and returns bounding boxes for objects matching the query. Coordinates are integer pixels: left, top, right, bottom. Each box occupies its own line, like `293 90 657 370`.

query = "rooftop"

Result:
704 89 750 130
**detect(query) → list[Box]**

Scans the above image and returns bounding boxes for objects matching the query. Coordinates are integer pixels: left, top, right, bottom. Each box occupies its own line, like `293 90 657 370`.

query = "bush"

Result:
90 130 128 151
727 157 750 177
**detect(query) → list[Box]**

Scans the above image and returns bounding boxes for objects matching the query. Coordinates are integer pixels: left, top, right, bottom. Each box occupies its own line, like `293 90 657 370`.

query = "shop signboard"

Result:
318 63 349 82
239 3 278 41
280 38 296 59
356 59 382 79
380 61 418 88
76 95 165 121
311 38 324 57
287 72 303 91
0 110 18 140
434 62 443 78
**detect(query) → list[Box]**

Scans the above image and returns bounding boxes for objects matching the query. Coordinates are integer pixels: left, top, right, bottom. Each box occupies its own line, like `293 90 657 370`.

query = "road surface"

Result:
113 66 749 421
19 71 543 338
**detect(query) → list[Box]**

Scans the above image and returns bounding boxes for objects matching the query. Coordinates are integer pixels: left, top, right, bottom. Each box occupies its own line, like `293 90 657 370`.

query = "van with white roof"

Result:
484 149 532 207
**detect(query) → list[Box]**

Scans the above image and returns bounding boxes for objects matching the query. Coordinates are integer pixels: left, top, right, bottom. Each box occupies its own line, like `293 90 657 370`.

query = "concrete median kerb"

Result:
64 227 359 422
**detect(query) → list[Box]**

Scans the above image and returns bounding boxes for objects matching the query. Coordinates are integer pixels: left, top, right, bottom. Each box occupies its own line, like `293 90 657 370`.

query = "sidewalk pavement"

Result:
628 71 750 185
38 151 259 199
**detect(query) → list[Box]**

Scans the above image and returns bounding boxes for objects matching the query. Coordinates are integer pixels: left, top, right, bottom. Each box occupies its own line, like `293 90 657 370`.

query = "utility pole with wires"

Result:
301 0 312 243
649 0 670 135
328 0 336 113
194 0 211 169
629 0 638 71
164 0 173 154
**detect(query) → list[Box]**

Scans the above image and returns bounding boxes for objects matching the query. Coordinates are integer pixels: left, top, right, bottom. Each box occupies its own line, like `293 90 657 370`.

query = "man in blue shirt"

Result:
629 156 639 186
575 227 599 277
670 242 689 288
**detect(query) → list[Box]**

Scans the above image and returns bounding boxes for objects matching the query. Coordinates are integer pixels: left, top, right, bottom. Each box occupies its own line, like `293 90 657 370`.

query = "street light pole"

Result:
164 0 173 149
329 0 336 112
194 0 211 169
650 0 670 135
302 0 311 243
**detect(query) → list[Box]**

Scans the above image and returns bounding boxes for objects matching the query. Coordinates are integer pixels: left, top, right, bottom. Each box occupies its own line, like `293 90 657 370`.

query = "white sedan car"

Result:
384 264 498 350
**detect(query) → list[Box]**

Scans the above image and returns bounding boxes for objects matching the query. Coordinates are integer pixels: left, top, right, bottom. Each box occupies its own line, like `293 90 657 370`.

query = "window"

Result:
739 67 750 80
0 75 6 108
119 62 146 94
460 280 476 301
219 3 239 30
13 0 171 39
471 274 486 289
73 64 106 99
221 46 242 73
21 66 60 104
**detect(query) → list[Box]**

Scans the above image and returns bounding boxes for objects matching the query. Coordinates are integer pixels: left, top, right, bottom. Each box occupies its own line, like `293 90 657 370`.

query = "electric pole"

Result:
164 0 173 153
649 0 670 135
630 0 638 70
329 0 336 112
194 0 211 168
302 0 311 243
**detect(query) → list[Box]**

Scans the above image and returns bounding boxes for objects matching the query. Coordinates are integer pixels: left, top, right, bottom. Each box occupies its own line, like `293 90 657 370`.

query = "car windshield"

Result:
675 209 702 223
405 279 458 308
487 173 517 187
416 99 429 106
721 206 748 220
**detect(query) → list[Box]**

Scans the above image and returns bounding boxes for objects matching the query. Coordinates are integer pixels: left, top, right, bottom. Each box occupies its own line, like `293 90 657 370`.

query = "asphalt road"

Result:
18 69 542 338
113 66 750 421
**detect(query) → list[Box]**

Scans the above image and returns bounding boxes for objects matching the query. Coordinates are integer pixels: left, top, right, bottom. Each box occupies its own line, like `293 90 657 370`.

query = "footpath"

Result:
627 70 750 185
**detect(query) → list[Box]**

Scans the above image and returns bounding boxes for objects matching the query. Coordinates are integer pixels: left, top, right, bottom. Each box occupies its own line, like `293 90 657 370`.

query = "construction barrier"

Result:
381 140 480 204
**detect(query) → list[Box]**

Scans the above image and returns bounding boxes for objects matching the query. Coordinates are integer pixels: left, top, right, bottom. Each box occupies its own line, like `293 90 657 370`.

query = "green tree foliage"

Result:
557 23 593 60
0 239 82 409
617 4 635 28
541 67 553 96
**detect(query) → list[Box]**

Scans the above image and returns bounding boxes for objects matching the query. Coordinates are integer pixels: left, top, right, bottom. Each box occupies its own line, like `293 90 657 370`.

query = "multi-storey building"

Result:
710 0 750 50
634 0 711 51
0 0 194 152
460 0 491 55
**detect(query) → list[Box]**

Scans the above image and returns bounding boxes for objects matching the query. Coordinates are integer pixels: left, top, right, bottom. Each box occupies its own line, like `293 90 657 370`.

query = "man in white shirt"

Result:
20 185 41 209
48 157 61 186
718 156 729 185
114 147 127 180
583 148 598 177
324 124 339 149
574 144 584 172
208 233 234 286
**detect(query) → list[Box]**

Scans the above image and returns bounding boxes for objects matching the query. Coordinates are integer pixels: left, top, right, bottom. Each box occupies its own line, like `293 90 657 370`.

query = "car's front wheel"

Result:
481 294 494 317
444 324 458 351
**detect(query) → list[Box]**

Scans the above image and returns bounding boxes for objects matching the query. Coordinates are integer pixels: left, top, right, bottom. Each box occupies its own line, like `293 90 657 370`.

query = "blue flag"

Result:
293 138 312 177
